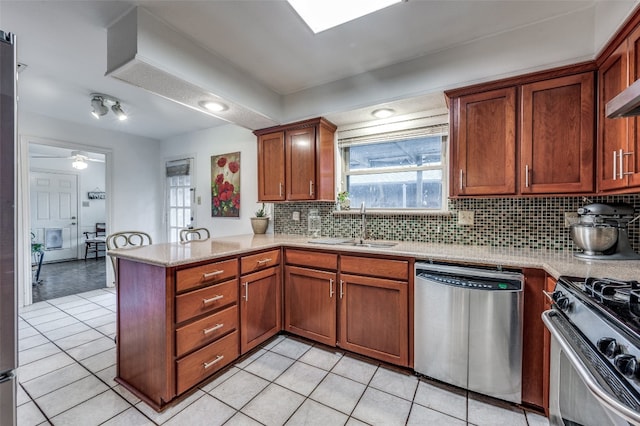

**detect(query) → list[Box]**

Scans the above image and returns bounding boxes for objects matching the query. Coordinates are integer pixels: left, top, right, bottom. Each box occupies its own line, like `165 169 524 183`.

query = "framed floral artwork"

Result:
211 152 240 217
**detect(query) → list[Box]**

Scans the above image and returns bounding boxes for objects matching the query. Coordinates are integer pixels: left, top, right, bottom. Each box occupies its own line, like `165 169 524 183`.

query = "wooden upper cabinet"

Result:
599 42 629 191
520 73 595 194
453 87 517 196
255 118 337 202
257 131 286 201
286 127 316 200
627 25 640 188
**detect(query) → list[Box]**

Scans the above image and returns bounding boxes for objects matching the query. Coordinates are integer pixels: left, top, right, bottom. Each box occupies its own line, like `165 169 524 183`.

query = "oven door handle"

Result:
542 310 640 425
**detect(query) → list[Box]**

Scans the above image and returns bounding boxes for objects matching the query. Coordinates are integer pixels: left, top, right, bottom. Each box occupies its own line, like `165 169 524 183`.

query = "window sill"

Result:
332 209 453 217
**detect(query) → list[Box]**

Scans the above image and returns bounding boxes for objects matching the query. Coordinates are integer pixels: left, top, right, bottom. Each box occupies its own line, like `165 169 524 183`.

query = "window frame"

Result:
338 120 449 214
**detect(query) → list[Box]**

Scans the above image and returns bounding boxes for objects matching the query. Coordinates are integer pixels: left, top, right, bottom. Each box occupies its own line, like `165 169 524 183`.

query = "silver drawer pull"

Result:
203 355 224 369
203 270 224 279
256 258 272 265
203 323 224 334
202 295 223 305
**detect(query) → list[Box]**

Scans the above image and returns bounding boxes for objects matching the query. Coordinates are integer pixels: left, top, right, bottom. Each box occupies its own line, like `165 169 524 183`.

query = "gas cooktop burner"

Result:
561 276 640 337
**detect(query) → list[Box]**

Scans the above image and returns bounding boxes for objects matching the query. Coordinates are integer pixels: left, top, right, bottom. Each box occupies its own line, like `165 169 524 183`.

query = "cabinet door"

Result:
257 132 286 201
521 269 548 412
521 73 595 194
240 266 281 354
338 273 408 366
454 88 517 196
286 127 316 200
284 265 336 346
599 42 629 191
628 26 640 188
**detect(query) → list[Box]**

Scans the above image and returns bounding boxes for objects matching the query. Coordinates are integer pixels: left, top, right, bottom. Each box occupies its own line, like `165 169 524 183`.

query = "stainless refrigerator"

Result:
0 30 17 426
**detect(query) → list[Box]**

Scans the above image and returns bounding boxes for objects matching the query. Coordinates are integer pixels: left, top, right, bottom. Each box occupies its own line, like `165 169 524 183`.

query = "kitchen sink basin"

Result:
341 241 397 248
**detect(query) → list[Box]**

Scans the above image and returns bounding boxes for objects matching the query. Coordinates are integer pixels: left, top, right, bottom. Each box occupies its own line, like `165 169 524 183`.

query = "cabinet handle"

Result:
459 169 463 190
203 323 224 334
339 280 344 299
279 182 283 197
256 258 272 265
203 270 224 279
613 150 617 180
203 355 224 369
620 148 624 179
329 279 334 298
525 164 530 188
623 151 634 176
202 295 223 305
309 180 314 196
242 282 248 301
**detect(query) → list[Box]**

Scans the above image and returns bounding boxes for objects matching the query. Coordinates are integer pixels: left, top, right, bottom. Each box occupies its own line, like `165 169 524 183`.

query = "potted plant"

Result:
337 191 350 210
250 203 270 234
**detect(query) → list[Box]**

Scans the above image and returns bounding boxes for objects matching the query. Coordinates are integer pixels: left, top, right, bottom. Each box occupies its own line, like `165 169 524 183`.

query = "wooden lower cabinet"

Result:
240 266 282 353
339 273 409 366
283 249 411 367
284 265 337 346
521 268 550 413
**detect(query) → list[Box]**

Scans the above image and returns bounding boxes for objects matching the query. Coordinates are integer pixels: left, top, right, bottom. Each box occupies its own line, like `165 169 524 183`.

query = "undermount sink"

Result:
341 241 397 248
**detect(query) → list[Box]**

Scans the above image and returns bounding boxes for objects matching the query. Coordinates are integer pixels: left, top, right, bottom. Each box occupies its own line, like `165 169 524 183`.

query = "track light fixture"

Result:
90 93 127 121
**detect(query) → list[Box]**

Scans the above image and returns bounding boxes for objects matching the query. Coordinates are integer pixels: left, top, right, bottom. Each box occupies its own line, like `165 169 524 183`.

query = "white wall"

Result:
29 156 107 246
21 112 164 239
18 112 163 305
161 124 270 237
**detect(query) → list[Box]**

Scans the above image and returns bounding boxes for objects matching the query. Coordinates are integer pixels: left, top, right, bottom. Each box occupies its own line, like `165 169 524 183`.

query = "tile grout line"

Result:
18 295 160 425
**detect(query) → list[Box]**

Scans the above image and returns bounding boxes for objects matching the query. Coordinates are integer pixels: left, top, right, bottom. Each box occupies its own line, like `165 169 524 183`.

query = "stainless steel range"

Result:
543 276 640 425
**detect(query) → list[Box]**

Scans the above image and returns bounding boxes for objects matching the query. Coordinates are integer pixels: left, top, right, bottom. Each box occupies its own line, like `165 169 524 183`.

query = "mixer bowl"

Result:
570 224 618 254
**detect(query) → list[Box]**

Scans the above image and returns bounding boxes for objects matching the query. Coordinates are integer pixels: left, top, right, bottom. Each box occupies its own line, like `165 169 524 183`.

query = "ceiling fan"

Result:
31 150 105 170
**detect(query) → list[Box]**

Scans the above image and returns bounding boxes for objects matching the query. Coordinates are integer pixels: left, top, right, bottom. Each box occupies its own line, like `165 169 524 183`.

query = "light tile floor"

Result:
17 289 550 425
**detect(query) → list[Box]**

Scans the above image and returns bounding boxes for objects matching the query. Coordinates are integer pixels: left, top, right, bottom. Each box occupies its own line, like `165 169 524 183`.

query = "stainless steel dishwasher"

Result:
414 262 524 404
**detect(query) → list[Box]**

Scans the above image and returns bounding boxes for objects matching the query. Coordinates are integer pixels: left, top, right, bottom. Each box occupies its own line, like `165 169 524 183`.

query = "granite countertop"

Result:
108 233 640 281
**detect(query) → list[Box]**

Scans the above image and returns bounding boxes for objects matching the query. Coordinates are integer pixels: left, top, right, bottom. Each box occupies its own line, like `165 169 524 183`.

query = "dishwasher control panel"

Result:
417 272 521 290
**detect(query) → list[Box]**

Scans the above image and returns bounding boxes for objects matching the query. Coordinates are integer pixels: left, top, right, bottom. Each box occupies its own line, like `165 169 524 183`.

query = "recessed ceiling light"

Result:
372 108 395 119
200 101 228 112
287 0 402 34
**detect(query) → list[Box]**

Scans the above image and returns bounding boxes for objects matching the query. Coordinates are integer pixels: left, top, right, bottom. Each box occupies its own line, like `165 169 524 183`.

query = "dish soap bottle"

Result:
308 209 321 238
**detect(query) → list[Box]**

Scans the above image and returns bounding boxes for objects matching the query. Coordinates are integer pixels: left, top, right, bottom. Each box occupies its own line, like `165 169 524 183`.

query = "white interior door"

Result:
30 171 79 262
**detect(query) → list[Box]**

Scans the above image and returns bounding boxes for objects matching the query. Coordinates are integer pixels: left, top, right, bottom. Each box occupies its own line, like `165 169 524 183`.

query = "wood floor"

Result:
32 258 107 303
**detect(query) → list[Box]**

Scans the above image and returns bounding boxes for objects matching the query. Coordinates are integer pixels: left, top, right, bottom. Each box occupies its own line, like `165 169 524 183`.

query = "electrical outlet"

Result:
458 211 474 226
292 211 300 221
564 212 579 227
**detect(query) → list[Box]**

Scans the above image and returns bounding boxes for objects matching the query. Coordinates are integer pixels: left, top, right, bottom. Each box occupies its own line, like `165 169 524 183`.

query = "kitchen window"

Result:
338 119 448 211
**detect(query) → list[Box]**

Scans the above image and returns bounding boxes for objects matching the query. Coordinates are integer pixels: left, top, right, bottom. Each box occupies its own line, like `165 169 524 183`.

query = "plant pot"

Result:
250 217 270 234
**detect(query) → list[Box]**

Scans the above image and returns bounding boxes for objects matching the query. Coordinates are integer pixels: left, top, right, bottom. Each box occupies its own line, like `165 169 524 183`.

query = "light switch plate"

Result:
292 211 300 221
458 211 474 226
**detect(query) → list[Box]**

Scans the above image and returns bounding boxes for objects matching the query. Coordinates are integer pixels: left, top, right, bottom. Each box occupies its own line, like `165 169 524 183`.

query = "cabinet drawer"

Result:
241 249 281 275
176 305 238 357
340 256 409 280
176 330 238 395
176 279 237 323
176 258 238 293
285 249 338 270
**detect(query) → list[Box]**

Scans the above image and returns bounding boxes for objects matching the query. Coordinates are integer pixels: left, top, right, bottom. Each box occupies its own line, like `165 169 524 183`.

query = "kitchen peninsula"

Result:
109 234 640 411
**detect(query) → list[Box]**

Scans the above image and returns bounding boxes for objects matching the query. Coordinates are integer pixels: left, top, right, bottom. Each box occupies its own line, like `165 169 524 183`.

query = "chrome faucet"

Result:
360 201 367 244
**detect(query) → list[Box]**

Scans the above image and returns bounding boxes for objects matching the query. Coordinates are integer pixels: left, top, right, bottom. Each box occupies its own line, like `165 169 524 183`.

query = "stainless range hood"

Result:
606 78 640 118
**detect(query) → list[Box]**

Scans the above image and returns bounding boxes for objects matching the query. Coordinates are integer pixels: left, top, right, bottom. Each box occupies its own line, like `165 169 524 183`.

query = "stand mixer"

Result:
570 203 640 260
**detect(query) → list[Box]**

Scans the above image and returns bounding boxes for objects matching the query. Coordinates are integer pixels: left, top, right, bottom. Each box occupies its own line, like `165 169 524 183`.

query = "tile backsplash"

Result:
273 195 640 252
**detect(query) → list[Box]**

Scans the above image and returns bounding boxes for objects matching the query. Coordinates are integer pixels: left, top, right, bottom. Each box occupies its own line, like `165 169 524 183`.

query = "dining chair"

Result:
179 227 211 242
106 230 152 285
83 222 106 260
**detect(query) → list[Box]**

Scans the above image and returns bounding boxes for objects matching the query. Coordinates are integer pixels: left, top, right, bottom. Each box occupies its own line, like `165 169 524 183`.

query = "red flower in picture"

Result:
211 152 241 217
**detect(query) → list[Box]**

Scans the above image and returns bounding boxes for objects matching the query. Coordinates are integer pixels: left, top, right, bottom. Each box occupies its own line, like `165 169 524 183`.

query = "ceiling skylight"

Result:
287 0 403 34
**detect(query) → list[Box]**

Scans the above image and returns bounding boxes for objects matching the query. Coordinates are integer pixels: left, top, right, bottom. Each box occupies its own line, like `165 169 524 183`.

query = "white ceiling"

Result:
0 0 637 141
